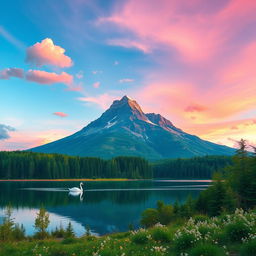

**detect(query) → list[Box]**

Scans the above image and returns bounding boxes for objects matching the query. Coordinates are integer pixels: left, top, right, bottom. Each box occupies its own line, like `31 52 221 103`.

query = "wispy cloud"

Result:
78 93 116 109
0 26 26 50
119 78 134 83
107 39 151 53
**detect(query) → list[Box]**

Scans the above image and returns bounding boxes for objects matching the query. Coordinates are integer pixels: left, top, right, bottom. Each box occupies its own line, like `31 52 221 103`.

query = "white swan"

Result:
69 182 84 193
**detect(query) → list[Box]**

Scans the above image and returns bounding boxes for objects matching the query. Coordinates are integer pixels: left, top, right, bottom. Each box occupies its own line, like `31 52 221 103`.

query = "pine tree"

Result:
34 207 50 239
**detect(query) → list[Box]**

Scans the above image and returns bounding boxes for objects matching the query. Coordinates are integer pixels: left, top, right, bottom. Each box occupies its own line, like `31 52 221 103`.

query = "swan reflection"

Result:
68 191 83 201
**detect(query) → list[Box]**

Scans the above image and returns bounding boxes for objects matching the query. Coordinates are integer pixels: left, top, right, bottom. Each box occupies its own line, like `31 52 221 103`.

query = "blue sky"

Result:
1 0 256 149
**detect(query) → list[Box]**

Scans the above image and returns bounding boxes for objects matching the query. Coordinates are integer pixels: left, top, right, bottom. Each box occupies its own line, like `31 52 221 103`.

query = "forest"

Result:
0 151 152 179
0 151 233 180
152 155 232 178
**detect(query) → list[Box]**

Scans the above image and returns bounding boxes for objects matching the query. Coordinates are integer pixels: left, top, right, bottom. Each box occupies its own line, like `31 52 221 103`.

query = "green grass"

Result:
0 209 255 256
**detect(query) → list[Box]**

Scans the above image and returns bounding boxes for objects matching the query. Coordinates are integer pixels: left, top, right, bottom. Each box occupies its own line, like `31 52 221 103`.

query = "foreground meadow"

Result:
1 209 255 256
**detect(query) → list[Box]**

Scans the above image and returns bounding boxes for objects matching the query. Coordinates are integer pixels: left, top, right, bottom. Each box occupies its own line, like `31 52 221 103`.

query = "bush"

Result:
240 239 256 256
173 232 198 252
12 224 26 241
51 225 66 238
140 208 159 228
193 214 209 223
190 243 226 256
224 221 250 242
151 227 171 243
61 237 78 244
131 230 149 244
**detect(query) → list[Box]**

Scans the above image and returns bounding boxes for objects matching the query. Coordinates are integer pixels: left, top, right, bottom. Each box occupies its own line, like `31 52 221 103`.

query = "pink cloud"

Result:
76 70 84 79
26 38 73 67
119 78 134 83
0 68 24 79
101 0 256 62
53 112 68 117
93 81 100 88
26 70 73 85
185 104 207 113
78 93 116 109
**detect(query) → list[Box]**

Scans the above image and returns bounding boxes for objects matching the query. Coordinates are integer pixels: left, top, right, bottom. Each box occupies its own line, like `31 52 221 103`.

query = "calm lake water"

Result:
0 180 211 236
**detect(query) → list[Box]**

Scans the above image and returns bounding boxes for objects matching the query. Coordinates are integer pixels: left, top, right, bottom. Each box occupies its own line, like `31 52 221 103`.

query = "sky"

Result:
0 0 256 150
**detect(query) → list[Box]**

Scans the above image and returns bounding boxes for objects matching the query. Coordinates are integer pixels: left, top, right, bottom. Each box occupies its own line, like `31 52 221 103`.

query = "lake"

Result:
0 180 211 236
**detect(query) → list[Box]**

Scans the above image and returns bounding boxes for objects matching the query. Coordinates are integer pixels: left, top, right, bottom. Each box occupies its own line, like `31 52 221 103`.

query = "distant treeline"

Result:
0 151 152 179
152 155 232 178
0 151 232 180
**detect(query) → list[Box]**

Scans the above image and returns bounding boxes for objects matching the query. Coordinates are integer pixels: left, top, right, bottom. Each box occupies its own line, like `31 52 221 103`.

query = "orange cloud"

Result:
26 38 73 67
53 112 68 117
185 104 207 113
26 70 73 85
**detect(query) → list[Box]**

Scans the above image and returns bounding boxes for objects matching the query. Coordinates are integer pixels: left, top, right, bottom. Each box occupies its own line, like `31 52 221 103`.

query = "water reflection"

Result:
0 180 211 236
69 191 84 202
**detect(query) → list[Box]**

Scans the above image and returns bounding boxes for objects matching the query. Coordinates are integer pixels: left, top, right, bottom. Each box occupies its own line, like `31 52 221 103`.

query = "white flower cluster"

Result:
150 245 168 255
130 228 147 235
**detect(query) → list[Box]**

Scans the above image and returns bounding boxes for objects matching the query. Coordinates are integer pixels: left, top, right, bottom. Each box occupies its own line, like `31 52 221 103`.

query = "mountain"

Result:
30 96 234 159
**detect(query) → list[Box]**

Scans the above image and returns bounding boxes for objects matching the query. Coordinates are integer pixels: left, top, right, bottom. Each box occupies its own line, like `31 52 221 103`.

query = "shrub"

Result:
190 243 226 256
131 230 149 244
193 214 209 223
65 222 75 238
224 221 250 242
151 227 171 243
12 224 26 241
61 237 78 244
240 239 256 256
51 225 66 238
140 208 159 228
173 232 198 252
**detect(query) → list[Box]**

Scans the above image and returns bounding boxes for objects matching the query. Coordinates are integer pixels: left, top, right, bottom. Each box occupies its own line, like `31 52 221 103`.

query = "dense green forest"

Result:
0 151 152 179
152 155 232 178
0 151 233 179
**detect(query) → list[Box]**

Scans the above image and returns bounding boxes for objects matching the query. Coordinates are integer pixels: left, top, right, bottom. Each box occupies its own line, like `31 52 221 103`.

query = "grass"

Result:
0 209 255 256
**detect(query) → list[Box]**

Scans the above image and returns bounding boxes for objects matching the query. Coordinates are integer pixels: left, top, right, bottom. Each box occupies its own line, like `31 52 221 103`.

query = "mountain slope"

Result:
30 96 234 159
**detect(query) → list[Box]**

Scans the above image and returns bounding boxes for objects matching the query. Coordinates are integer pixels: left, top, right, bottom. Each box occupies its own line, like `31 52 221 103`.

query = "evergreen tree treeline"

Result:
153 155 232 178
0 151 152 179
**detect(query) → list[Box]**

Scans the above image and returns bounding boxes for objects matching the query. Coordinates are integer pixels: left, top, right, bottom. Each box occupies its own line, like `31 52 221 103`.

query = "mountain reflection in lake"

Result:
0 180 211 236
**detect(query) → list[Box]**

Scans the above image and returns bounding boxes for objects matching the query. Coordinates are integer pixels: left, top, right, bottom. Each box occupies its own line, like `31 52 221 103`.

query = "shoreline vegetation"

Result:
0 139 256 255
0 178 132 182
